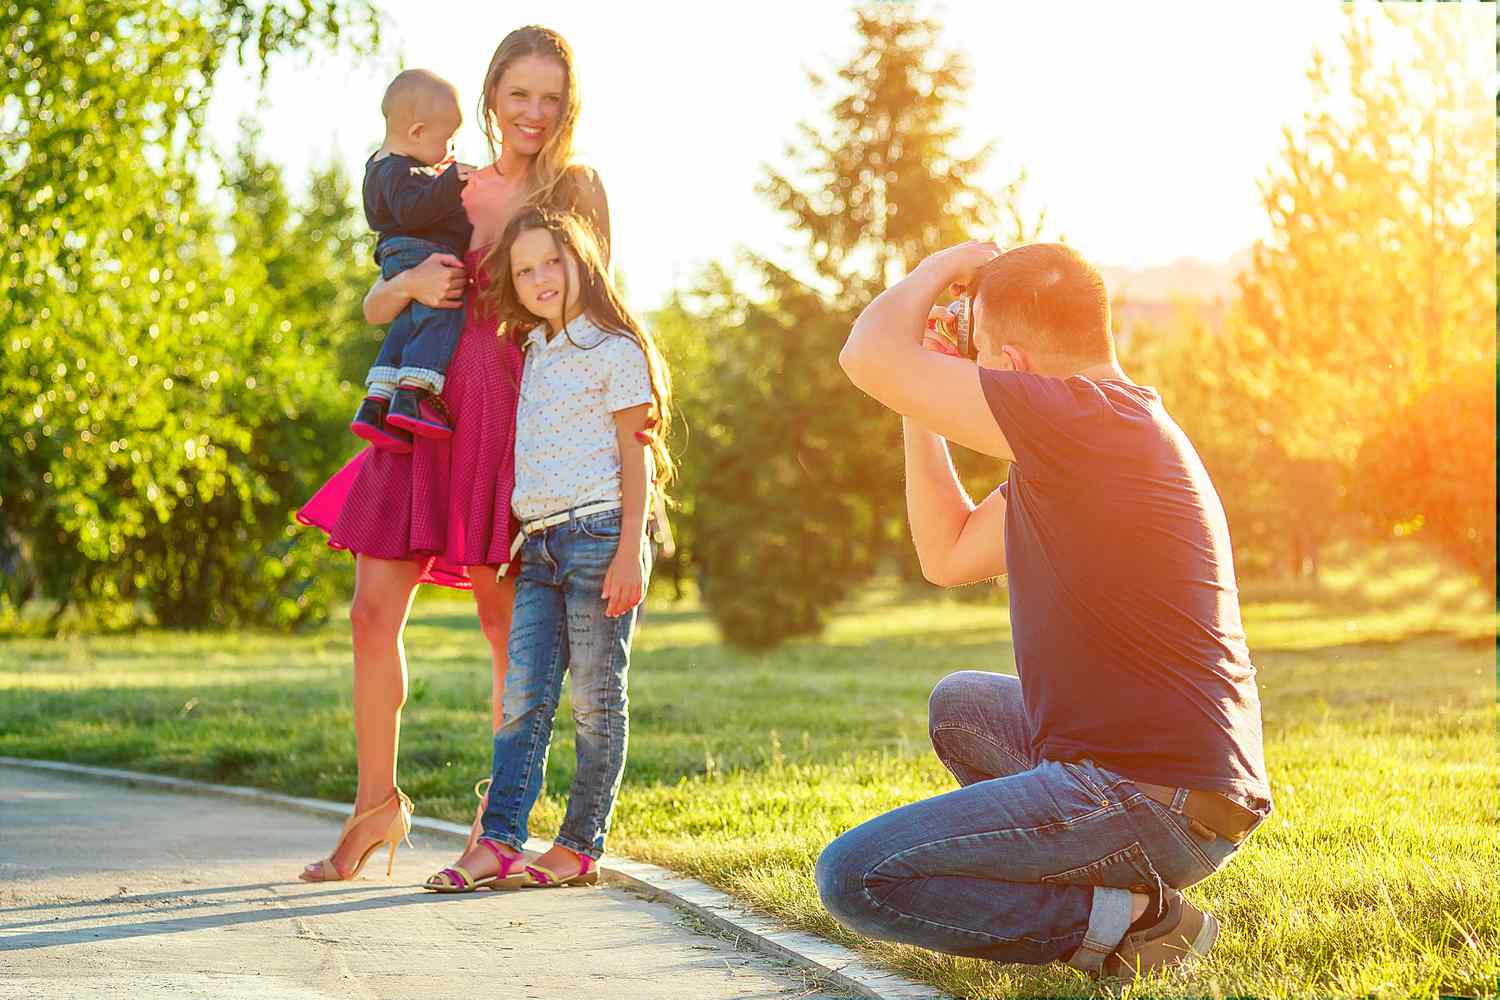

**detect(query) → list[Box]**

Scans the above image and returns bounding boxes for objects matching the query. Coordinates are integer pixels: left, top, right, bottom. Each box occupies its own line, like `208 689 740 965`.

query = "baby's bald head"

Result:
381 69 462 163
383 69 460 130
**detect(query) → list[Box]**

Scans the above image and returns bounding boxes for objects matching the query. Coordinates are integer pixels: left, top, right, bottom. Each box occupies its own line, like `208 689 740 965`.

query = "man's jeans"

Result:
480 508 650 859
366 235 464 396
816 671 1243 975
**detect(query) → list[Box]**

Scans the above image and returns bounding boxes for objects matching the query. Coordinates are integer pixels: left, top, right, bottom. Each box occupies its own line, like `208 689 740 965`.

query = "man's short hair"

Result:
972 243 1112 362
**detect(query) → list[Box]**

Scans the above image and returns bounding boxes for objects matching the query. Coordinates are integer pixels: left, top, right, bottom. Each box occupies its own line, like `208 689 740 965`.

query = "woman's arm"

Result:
361 253 468 324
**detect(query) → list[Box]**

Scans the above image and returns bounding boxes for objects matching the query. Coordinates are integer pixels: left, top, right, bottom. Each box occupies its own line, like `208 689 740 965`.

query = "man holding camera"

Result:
822 240 1271 980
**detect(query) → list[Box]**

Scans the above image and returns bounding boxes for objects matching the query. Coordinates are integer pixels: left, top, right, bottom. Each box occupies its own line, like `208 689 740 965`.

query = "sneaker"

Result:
1102 888 1219 979
350 396 412 454
385 387 452 440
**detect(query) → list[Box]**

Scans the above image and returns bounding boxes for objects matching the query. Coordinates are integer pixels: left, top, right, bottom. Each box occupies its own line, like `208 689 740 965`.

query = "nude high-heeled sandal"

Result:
299 789 413 882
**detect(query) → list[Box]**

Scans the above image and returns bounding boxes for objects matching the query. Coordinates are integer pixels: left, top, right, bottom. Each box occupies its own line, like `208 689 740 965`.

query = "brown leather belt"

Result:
1133 781 1257 844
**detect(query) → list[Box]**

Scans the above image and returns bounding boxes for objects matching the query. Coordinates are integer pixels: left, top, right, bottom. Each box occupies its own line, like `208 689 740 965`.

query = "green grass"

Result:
2 541 1496 997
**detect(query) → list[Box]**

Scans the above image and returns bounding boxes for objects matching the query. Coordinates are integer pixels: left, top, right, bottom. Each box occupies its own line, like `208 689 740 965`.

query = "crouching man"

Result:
823 241 1272 979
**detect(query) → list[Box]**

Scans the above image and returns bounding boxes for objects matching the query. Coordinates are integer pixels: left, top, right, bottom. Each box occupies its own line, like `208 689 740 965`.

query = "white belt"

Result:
496 500 622 578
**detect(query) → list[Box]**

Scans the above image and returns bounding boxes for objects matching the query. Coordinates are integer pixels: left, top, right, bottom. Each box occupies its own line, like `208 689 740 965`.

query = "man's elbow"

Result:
920 557 1006 589
837 338 869 390
917 554 958 589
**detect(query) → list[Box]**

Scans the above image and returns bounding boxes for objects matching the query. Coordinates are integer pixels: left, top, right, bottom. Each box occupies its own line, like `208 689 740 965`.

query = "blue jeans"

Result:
366 235 464 395
816 671 1245 975
479 507 650 859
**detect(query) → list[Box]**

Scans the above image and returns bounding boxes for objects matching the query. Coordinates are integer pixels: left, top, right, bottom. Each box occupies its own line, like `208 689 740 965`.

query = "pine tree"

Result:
760 5 1035 303
688 4 1036 646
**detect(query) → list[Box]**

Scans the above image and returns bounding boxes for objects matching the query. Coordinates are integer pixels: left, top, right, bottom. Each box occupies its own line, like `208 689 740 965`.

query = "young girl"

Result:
423 207 672 892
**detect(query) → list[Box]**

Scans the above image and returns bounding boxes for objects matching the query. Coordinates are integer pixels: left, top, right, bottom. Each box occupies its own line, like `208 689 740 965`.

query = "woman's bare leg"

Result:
470 567 516 732
303 554 423 878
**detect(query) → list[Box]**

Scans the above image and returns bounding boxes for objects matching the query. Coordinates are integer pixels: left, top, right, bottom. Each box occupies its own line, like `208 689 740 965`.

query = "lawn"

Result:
1 542 1496 998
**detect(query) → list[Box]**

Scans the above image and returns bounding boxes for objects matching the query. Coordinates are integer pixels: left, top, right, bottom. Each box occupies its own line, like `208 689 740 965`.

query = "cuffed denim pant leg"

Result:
480 509 648 859
816 671 1241 975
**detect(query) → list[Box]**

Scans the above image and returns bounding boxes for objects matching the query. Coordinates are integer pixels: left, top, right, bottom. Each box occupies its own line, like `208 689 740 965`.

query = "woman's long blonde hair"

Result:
488 207 675 499
477 26 579 210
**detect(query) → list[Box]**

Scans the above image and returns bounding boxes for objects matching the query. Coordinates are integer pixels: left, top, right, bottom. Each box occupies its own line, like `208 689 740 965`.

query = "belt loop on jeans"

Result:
522 500 621 537
497 500 622 579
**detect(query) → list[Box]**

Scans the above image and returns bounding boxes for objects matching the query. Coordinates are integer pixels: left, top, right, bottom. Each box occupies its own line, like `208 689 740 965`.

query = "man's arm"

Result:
840 242 1015 461
904 417 1008 587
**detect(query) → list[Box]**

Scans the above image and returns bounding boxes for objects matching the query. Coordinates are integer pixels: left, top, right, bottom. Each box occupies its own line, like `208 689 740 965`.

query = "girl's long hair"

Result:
489 207 675 499
477 26 580 210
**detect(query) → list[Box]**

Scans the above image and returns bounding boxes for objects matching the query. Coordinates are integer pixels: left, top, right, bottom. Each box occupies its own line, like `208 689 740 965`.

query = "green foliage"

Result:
646 291 710 600
0 0 376 629
668 264 876 648
1124 7 1494 580
1352 361 1497 590
679 5 1035 647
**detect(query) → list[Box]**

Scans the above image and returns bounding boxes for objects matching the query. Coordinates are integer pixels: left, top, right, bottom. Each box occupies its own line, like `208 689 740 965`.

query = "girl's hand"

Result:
601 545 645 618
920 240 1003 294
405 253 467 310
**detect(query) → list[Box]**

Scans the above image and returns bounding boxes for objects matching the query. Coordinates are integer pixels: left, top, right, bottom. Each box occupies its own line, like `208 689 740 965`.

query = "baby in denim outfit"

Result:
351 68 474 452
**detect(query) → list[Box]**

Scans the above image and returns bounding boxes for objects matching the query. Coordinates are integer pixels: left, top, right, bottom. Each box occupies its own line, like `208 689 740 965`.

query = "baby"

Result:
351 68 473 451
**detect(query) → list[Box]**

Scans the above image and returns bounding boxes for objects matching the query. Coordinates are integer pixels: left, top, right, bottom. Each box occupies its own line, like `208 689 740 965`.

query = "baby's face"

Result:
410 103 461 166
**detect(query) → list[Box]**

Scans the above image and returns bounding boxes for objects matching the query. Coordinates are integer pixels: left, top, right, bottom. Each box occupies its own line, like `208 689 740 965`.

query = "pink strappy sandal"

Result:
423 838 528 893
522 848 599 888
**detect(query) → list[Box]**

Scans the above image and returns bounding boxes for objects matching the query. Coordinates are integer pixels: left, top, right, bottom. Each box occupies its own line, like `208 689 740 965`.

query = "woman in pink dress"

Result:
296 24 610 882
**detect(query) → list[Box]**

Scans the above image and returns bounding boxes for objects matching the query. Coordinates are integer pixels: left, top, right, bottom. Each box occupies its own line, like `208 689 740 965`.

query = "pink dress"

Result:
297 244 523 589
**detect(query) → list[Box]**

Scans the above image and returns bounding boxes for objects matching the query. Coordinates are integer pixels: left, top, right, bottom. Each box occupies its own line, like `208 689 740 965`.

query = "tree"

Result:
683 4 1037 647
760 6 1035 303
0 0 377 629
1157 4 1495 578
1352 361 1495 590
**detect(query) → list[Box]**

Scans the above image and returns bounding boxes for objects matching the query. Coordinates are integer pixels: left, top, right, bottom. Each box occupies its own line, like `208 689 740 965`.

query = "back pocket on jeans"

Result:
1040 841 1158 890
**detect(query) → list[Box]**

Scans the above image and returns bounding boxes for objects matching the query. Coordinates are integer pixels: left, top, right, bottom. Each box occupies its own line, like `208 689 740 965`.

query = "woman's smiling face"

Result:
489 54 567 157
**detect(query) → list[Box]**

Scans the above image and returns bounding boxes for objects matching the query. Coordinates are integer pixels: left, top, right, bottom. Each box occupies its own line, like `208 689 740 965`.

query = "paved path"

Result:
0 766 845 1000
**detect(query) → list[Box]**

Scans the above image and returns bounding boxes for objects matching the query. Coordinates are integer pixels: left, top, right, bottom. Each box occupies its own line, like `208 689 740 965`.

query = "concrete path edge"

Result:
0 756 949 1000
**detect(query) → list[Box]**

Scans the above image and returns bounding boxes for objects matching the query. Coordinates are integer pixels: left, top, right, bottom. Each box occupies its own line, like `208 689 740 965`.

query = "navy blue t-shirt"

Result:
981 369 1271 812
362 153 473 258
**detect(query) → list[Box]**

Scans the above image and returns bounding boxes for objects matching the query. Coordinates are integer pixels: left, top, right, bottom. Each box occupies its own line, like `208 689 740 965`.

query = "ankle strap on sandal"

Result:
476 837 517 864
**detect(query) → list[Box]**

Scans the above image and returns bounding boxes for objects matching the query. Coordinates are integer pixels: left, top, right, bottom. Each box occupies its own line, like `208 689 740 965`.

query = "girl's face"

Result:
510 227 581 328
489 54 567 158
